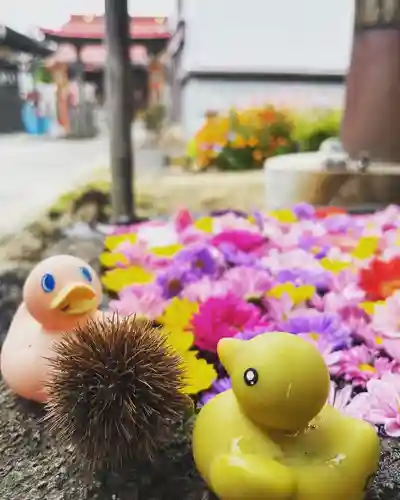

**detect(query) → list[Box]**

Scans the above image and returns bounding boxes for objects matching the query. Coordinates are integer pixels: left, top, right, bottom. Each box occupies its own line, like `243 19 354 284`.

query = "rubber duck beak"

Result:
217 338 242 373
50 283 97 315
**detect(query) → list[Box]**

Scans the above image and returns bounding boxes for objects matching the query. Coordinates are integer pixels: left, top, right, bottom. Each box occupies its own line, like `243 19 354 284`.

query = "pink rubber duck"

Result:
0 254 103 402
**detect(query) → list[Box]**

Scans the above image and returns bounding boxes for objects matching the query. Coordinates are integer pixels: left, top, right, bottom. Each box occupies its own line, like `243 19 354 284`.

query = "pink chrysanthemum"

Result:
191 294 268 352
330 344 400 387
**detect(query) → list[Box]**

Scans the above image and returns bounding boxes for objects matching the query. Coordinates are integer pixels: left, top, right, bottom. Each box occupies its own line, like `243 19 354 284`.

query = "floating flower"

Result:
101 206 400 402
182 276 230 302
211 230 265 253
182 351 218 395
328 382 367 419
222 265 272 299
101 266 154 293
371 291 400 338
199 377 232 406
268 209 297 224
359 257 400 300
109 283 166 319
175 244 219 278
158 297 199 331
331 345 400 387
351 372 400 436
267 283 316 306
283 310 352 348
156 265 197 299
192 294 268 352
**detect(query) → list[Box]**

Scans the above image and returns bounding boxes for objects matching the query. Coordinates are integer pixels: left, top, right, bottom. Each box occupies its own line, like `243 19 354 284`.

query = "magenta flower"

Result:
211 230 265 253
331 344 400 387
191 294 268 352
109 283 166 319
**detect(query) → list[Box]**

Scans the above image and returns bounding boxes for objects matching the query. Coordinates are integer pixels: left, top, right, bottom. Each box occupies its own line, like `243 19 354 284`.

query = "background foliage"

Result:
188 106 342 172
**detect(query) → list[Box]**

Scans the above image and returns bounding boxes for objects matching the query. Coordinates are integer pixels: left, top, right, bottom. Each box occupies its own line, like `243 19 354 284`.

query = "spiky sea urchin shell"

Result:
44 314 191 469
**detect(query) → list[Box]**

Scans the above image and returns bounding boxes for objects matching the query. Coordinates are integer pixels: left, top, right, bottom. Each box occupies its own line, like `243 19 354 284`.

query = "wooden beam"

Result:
104 0 135 223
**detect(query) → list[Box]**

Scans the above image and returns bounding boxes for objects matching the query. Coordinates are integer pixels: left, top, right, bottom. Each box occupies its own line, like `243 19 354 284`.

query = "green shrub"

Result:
291 109 342 151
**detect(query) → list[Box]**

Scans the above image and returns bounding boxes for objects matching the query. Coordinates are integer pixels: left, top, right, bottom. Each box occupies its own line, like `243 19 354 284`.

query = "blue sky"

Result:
1 0 175 33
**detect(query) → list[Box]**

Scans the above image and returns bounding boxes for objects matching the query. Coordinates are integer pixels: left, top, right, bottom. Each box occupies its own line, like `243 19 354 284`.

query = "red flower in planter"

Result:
359 257 400 300
315 207 347 219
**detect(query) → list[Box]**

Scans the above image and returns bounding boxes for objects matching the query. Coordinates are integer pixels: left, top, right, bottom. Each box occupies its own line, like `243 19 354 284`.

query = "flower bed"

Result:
187 107 341 172
100 204 400 436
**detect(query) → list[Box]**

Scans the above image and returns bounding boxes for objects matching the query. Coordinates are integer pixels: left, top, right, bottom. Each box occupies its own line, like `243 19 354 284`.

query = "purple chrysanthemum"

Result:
282 310 352 348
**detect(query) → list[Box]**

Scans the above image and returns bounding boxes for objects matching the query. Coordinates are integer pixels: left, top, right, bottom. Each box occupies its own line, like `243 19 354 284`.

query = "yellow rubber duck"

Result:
1 254 104 403
193 332 380 500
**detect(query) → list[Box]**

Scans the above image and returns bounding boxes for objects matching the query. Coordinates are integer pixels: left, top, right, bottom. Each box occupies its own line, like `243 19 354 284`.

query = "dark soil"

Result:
0 244 399 499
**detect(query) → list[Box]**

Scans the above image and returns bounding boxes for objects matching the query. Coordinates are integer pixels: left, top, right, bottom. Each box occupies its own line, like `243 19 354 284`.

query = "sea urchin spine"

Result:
44 314 191 469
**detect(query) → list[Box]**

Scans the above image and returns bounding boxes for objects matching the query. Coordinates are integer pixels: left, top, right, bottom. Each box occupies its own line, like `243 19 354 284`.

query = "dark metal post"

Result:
105 0 135 224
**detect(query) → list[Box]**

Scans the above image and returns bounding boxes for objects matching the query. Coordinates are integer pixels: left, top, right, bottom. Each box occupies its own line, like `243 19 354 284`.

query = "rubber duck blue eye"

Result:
41 273 56 293
79 267 93 283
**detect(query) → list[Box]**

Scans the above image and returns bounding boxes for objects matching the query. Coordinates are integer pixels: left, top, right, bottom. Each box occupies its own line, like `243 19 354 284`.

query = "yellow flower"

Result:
162 327 194 352
158 297 199 331
320 258 351 273
359 301 385 316
104 233 137 251
269 209 297 224
158 326 216 395
232 135 246 148
101 266 154 292
194 216 214 233
351 237 379 260
247 136 258 147
150 244 184 257
98 252 128 268
182 351 217 395
268 283 316 305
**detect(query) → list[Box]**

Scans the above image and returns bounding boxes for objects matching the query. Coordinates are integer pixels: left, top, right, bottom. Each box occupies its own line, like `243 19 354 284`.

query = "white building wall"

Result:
180 0 353 74
173 0 354 138
181 79 345 140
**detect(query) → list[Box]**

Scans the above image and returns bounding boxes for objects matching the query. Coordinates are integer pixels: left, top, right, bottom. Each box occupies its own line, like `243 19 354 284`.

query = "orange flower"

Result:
252 150 263 162
232 135 247 148
247 136 258 147
359 257 400 300
315 207 347 218
276 137 287 147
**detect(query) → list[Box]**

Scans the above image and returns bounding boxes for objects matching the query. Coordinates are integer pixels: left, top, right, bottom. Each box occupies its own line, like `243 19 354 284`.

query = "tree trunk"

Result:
341 0 400 161
104 0 135 223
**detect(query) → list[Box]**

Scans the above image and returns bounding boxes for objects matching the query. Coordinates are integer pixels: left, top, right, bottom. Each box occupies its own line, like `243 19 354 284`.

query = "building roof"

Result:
41 15 171 41
0 25 52 56
178 0 354 76
45 43 149 69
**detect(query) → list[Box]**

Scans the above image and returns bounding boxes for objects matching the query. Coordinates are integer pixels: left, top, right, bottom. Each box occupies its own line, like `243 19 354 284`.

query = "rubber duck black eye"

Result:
79 267 92 283
41 273 56 293
244 368 258 386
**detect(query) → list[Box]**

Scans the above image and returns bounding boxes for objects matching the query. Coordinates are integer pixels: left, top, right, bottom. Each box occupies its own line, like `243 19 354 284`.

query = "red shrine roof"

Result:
41 15 171 40
45 44 148 69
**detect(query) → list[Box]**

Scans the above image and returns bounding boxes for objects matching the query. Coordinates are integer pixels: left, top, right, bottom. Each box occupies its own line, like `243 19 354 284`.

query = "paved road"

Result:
0 131 163 237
